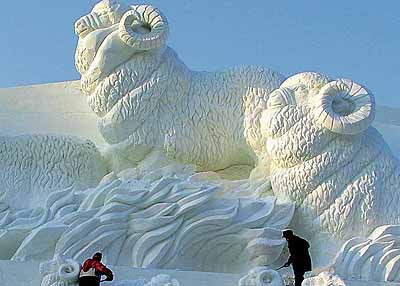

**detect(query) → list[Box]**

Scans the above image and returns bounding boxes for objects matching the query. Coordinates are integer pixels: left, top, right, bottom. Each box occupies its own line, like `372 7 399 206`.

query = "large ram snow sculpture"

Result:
74 0 284 171
258 72 400 240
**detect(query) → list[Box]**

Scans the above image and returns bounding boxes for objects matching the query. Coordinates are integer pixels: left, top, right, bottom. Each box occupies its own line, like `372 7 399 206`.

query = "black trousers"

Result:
294 270 305 286
79 276 100 286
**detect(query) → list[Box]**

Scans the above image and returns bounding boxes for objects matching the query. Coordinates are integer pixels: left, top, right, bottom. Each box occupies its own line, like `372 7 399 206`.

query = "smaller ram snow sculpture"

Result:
259 72 400 240
74 0 284 171
0 134 107 260
0 134 107 210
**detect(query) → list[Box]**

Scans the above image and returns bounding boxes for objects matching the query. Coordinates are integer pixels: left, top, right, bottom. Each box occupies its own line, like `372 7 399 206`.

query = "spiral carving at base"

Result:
40 255 80 286
238 267 284 286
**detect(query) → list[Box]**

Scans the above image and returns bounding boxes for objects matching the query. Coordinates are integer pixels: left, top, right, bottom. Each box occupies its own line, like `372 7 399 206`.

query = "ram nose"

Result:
75 24 118 76
81 28 137 94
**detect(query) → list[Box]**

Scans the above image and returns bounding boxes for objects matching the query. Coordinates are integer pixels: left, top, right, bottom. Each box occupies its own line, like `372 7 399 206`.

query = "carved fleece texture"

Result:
0 135 107 209
76 5 284 171
260 74 400 239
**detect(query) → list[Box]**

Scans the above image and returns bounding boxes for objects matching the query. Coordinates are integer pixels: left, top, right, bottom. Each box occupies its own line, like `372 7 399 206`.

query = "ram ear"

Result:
267 87 296 109
313 79 375 135
75 1 129 38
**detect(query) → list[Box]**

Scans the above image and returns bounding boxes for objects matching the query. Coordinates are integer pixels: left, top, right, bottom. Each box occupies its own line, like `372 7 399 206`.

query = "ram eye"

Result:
293 85 306 92
292 84 309 98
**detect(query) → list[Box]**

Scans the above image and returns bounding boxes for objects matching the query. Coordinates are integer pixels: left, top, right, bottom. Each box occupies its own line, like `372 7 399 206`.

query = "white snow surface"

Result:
0 260 240 286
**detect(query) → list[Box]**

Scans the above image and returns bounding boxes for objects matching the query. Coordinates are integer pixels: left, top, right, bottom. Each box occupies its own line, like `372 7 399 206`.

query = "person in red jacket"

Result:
79 252 114 286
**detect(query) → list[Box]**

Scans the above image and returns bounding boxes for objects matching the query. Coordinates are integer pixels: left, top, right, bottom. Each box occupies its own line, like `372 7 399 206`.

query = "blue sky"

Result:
0 1 399 106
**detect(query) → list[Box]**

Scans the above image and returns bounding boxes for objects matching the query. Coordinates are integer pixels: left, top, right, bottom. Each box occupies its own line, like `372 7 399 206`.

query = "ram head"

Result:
74 0 283 171
259 72 400 240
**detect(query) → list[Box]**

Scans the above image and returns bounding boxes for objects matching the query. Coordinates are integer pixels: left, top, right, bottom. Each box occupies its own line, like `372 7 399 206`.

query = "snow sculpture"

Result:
331 224 400 283
40 255 181 286
74 0 284 171
238 267 284 286
0 135 107 210
259 72 400 240
9 161 293 273
40 254 80 286
141 275 180 286
302 272 346 286
0 134 107 259
3 2 400 286
74 0 128 39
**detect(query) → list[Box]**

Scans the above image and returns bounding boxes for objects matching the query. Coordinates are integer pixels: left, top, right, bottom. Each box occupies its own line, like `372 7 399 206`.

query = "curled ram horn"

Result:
119 5 169 50
313 79 375 135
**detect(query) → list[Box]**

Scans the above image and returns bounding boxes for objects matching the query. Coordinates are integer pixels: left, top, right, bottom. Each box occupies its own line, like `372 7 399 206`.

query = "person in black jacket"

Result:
282 229 312 286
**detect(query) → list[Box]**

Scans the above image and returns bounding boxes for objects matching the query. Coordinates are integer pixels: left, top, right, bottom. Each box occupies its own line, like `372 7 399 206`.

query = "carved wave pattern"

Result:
332 225 400 282
4 164 293 273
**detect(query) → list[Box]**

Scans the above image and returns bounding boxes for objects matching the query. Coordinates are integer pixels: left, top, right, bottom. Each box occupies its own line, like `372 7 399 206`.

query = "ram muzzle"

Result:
75 4 169 95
